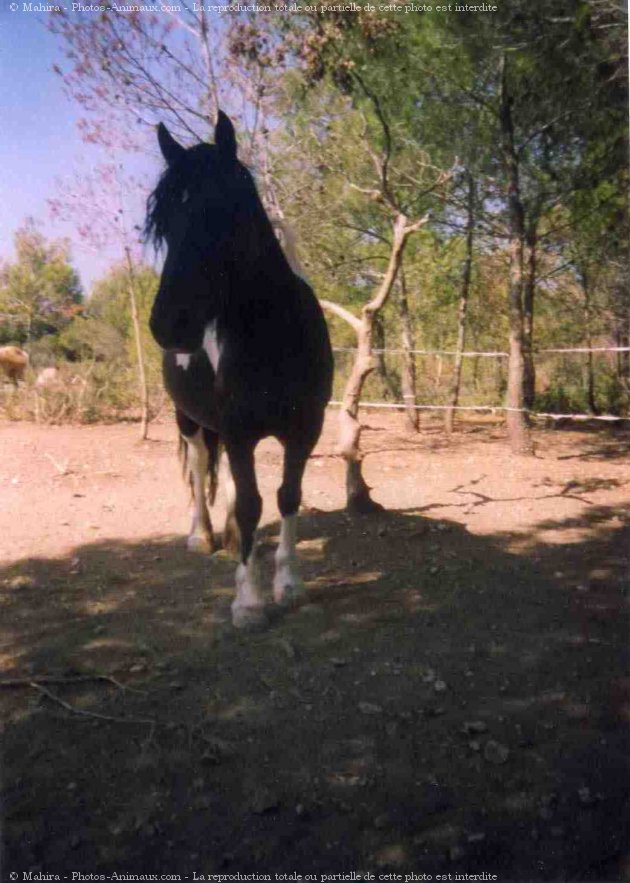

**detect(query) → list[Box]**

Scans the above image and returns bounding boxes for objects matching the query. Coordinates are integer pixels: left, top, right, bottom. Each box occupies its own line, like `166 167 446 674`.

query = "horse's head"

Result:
147 112 259 353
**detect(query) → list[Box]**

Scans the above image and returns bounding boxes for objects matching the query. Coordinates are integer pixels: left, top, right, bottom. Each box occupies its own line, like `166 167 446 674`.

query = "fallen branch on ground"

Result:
0 673 145 693
28 682 157 726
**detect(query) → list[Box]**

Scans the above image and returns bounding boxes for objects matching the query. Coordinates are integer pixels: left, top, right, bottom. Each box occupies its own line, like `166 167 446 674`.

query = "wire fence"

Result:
330 344 630 423
333 345 630 357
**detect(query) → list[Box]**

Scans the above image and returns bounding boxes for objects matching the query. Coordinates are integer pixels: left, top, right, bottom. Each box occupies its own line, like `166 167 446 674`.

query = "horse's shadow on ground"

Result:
1 506 629 879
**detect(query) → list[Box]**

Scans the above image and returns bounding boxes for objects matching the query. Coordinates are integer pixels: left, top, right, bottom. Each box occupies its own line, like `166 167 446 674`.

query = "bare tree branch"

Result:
319 299 362 332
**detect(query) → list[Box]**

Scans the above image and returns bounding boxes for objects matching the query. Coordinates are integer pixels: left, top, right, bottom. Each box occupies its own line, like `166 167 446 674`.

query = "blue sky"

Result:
0 10 161 293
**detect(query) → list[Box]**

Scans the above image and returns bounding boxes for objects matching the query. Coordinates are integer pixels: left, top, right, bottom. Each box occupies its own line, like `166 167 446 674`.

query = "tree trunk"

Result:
580 268 598 414
522 225 537 410
125 247 150 441
617 294 630 386
338 316 383 513
321 212 428 511
434 355 443 395
398 267 419 432
198 9 220 128
495 355 507 399
373 314 398 401
500 56 534 455
445 172 475 434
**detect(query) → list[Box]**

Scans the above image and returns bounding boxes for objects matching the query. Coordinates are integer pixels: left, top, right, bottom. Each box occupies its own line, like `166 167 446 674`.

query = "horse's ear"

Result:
215 111 237 162
157 123 185 166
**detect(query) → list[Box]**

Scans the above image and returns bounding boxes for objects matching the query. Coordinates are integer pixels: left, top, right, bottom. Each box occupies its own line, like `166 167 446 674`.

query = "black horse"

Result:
146 112 333 628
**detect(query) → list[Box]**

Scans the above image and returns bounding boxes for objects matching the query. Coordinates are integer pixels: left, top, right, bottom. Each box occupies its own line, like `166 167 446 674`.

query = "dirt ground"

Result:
1 413 629 881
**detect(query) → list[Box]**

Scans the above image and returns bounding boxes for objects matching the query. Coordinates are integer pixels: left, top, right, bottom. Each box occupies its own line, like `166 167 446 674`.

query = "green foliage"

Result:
0 220 83 345
265 3 628 416
4 7 626 423
0 261 164 426
66 263 161 376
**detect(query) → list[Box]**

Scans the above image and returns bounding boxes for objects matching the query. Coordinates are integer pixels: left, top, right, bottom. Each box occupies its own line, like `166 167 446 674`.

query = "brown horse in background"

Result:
0 347 29 387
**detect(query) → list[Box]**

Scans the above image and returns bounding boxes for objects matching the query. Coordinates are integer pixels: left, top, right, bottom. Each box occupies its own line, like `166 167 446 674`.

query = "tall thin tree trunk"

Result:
198 9 220 129
434 355 443 395
523 224 537 410
580 268 598 414
373 315 397 401
617 294 630 386
125 247 150 441
445 171 475 434
495 355 507 399
398 267 419 432
500 56 533 455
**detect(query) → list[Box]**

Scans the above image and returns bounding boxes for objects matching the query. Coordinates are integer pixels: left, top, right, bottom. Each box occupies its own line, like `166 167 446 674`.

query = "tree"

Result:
50 162 155 438
269 73 447 508
49 11 219 146
49 2 629 445
0 220 83 347
60 262 160 368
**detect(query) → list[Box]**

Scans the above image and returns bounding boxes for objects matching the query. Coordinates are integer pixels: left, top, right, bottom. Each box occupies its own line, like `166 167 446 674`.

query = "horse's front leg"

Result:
273 445 309 607
225 439 265 629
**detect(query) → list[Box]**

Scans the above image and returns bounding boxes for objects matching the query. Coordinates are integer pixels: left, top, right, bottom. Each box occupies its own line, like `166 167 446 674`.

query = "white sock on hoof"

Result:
273 514 304 605
232 543 266 628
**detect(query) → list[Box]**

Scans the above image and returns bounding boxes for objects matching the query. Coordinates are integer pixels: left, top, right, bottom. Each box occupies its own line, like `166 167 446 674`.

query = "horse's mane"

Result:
145 147 293 283
144 156 193 249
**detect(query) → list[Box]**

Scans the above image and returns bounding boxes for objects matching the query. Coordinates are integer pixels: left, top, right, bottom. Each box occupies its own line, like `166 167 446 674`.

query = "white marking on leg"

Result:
222 452 236 518
185 429 213 552
273 514 304 606
175 353 191 370
231 537 265 628
203 320 221 372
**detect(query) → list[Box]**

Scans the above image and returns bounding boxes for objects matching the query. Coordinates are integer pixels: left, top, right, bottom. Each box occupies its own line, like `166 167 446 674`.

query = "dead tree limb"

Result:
321 212 430 512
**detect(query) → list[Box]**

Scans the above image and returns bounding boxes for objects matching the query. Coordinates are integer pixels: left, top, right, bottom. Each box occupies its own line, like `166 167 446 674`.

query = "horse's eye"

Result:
182 190 190 204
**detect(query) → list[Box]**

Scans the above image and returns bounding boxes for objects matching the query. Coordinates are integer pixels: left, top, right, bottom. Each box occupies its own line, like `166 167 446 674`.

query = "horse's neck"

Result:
270 217 310 284
232 202 294 288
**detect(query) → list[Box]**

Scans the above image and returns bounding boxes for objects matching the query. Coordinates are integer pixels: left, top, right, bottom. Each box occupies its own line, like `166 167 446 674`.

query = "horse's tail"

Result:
202 428 222 506
178 429 222 506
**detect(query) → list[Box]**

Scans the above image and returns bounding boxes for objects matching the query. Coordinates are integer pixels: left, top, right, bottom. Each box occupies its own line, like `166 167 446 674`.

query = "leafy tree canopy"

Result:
0 220 83 345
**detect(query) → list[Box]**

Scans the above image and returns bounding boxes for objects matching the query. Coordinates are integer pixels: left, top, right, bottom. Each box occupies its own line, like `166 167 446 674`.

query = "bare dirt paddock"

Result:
1 413 629 881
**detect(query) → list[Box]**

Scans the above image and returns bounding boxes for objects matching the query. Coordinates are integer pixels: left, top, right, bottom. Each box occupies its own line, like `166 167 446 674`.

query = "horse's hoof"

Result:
273 579 305 608
187 534 214 553
231 605 268 630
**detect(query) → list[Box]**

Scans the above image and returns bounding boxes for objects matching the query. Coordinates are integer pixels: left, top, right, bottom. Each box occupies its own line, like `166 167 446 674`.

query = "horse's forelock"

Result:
145 150 259 249
144 165 179 248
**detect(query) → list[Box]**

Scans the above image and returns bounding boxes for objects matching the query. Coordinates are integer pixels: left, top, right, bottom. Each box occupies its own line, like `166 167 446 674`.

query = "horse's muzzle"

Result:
149 301 202 353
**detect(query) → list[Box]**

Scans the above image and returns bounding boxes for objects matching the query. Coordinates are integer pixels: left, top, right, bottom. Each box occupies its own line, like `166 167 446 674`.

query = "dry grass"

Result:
0 362 167 425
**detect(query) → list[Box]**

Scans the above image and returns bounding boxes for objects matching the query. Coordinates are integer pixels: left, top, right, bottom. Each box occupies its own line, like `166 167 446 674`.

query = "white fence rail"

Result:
331 344 630 423
333 346 630 357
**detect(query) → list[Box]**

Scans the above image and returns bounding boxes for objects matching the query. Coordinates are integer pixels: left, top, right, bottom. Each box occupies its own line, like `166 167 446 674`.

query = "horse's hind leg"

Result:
177 411 216 554
273 443 310 606
225 439 265 629
220 451 240 557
